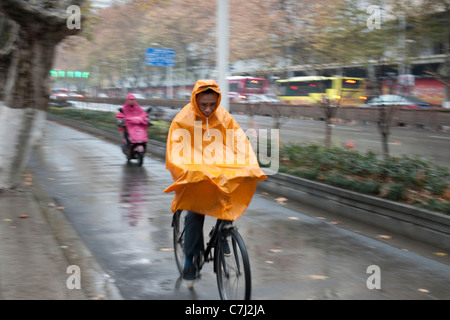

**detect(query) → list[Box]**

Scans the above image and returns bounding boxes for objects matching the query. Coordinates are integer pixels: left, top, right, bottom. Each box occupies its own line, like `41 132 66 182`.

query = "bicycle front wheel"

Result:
172 210 187 275
216 227 251 300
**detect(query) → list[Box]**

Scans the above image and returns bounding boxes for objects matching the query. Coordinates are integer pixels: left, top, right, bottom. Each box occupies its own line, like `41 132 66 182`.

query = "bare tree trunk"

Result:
0 0 85 189
0 30 59 188
0 14 18 100
325 119 332 147
377 104 398 159
380 130 390 158
0 54 12 100
5 29 58 110
321 96 338 147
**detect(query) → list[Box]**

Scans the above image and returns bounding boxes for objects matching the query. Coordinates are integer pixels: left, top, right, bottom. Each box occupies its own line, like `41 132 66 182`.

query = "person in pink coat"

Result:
116 93 149 145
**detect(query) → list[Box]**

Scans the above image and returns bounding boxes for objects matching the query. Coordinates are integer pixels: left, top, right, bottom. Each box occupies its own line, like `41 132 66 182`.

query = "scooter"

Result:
117 107 152 166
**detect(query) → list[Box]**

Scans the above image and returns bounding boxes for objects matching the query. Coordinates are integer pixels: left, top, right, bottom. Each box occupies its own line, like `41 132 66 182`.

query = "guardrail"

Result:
46 112 450 250
69 97 450 130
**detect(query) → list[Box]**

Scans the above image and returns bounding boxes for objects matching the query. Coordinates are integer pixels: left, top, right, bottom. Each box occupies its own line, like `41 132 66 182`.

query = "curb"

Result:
259 173 450 250
46 113 450 250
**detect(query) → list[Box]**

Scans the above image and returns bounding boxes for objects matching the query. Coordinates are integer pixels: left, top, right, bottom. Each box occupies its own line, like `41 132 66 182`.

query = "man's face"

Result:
128 98 136 106
196 92 218 117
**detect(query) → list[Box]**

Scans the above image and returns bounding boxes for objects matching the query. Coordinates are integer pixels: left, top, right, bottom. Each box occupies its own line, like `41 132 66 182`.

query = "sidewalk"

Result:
0 173 122 300
0 178 87 299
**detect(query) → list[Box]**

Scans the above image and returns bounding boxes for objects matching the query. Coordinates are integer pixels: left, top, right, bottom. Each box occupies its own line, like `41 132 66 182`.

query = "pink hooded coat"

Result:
116 97 149 143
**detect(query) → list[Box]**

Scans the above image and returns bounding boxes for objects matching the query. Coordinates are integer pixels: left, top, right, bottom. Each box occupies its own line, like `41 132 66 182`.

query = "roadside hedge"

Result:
48 106 170 143
280 144 450 214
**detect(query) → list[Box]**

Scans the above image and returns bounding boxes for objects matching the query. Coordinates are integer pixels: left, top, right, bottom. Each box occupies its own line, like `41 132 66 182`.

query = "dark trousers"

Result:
184 211 205 267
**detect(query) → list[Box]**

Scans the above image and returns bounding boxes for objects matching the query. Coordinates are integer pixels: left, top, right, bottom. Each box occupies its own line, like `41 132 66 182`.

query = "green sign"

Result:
50 70 90 78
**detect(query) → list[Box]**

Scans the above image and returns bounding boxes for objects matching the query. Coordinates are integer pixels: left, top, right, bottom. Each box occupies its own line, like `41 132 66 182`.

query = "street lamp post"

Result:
217 0 229 111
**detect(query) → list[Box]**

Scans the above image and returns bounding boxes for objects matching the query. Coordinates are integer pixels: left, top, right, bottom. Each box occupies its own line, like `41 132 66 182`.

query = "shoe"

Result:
222 239 231 257
182 265 197 289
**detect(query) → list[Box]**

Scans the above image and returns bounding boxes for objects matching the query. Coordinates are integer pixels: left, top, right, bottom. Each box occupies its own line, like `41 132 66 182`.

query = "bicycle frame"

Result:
200 219 233 273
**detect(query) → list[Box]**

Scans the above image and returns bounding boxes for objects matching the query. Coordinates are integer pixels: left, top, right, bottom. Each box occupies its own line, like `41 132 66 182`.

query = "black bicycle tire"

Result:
172 211 185 275
215 227 251 300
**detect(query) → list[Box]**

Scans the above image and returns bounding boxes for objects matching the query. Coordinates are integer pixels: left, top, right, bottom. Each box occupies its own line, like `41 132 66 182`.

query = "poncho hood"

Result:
190 79 222 119
164 79 266 221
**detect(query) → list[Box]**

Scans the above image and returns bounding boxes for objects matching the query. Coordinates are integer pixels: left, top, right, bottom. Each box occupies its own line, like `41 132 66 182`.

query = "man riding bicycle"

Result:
164 79 266 288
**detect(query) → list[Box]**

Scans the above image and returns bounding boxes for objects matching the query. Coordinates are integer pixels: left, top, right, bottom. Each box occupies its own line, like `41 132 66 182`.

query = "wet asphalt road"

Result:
29 121 450 299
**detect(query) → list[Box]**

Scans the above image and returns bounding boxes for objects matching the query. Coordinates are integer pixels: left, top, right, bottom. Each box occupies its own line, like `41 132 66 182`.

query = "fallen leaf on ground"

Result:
48 202 56 207
418 288 429 293
261 192 269 195
19 214 29 219
377 234 392 240
275 197 288 203
288 216 299 221
315 216 326 220
56 206 65 210
330 221 341 225
309 275 328 280
433 252 448 257
265 260 274 264
3 219 13 222
158 248 174 252
268 249 283 253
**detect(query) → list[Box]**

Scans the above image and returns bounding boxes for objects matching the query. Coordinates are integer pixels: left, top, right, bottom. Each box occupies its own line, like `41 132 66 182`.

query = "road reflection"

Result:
120 164 149 226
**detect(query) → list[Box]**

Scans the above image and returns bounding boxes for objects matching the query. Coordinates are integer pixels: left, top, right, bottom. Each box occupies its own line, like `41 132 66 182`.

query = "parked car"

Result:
228 91 242 102
69 91 84 98
131 93 146 99
246 94 281 104
365 95 434 108
51 88 69 98
49 88 72 107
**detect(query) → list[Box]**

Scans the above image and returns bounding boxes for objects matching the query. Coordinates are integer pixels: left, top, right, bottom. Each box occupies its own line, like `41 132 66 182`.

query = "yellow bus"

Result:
276 76 367 106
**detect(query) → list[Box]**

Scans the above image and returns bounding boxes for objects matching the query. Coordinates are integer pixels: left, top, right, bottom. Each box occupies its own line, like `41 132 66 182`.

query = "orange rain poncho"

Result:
164 79 267 220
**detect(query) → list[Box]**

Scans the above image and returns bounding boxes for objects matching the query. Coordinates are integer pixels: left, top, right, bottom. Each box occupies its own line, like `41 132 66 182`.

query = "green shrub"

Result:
355 180 381 195
325 174 353 189
291 169 319 180
386 184 405 201
324 173 381 195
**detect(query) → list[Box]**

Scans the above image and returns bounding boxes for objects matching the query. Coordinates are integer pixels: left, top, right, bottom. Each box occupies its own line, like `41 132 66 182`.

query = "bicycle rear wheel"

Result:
216 227 251 300
172 210 187 275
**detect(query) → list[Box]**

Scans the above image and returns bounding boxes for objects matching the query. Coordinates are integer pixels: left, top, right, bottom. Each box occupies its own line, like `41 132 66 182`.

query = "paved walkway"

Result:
0 180 87 299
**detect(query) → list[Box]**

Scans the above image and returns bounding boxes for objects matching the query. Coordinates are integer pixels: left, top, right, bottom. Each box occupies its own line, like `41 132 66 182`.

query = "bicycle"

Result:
172 210 251 300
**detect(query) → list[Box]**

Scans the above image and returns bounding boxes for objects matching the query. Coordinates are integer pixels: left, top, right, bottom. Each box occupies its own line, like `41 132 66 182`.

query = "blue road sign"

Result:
146 48 175 67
